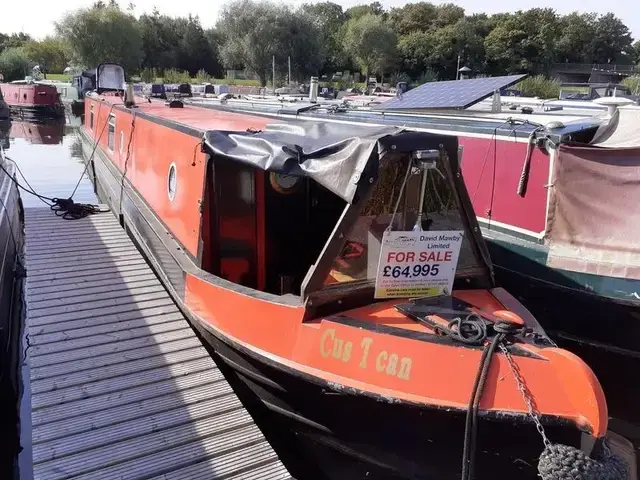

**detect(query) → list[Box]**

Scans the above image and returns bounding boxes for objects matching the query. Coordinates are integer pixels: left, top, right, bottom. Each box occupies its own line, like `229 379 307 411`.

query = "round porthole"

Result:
119 131 124 155
168 163 177 201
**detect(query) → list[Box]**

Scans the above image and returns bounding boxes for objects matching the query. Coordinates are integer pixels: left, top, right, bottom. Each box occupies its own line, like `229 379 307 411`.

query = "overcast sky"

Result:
2 0 638 40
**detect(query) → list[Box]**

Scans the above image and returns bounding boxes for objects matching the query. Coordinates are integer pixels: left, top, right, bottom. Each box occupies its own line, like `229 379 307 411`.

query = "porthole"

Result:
168 163 177 201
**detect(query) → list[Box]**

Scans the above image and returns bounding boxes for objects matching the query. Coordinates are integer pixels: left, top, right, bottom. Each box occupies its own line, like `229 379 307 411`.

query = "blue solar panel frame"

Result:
376 74 527 111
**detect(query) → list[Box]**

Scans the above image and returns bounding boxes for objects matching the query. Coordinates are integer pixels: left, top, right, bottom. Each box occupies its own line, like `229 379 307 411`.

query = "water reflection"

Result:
1 113 97 207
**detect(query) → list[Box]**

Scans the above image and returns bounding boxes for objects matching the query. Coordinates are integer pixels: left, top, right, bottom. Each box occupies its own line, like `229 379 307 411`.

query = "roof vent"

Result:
166 99 184 108
593 97 634 116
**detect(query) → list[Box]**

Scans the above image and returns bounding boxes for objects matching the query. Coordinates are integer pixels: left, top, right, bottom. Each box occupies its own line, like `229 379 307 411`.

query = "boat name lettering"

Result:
319 329 412 380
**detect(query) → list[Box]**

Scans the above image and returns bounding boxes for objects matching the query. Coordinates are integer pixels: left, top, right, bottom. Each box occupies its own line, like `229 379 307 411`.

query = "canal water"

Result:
1 116 96 208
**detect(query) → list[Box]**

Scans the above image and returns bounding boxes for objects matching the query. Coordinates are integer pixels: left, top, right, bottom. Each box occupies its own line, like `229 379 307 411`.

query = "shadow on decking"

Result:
22 209 287 480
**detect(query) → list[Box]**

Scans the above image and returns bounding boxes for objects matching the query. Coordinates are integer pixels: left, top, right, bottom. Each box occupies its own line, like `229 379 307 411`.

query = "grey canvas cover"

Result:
204 121 418 203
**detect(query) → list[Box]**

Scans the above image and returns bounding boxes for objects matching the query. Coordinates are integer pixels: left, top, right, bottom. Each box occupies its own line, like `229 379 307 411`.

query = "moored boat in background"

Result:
0 79 64 118
36 79 84 116
202 76 640 434
76 64 627 480
0 87 9 120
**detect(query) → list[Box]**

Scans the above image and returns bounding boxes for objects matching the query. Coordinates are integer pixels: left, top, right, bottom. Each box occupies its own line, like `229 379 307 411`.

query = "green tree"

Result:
56 4 143 73
22 37 70 74
0 47 30 81
346 2 385 20
591 13 633 64
343 14 398 79
484 9 561 74
398 30 435 77
632 40 640 64
177 16 219 76
555 13 598 63
0 33 32 52
433 3 465 28
139 9 181 71
389 3 437 36
300 2 348 74
218 0 323 86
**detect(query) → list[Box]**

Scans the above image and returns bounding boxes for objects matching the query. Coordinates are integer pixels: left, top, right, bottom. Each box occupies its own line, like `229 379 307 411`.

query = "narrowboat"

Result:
36 79 84 116
199 79 640 431
0 143 26 479
0 87 9 119
0 79 64 118
79 64 622 479
0 119 9 150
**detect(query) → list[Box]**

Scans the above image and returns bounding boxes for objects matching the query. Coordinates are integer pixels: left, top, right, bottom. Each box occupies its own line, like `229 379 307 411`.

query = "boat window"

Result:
107 114 116 150
321 153 479 290
90 104 94 129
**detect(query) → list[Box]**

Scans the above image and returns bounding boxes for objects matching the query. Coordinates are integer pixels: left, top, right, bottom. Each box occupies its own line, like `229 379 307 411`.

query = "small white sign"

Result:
374 230 464 299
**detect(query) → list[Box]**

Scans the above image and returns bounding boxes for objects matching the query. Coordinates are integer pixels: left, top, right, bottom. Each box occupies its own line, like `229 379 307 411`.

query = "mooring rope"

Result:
455 320 630 480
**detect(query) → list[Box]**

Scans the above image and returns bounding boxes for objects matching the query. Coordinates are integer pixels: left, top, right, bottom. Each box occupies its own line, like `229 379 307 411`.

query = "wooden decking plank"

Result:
32 395 244 462
31 345 210 394
27 276 161 303
24 207 288 480
29 311 183 345
28 283 167 311
27 304 181 336
32 377 234 442
29 327 196 366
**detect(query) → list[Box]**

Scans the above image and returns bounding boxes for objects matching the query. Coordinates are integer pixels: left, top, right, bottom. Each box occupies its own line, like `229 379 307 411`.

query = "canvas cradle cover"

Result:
203 121 456 204
546 144 640 280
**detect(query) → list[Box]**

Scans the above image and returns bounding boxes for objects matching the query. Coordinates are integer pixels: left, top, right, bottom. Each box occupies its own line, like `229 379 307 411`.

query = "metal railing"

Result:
552 63 640 74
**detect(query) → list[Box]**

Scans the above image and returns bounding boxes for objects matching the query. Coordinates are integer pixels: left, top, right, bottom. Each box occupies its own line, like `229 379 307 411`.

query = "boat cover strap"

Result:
202 122 456 203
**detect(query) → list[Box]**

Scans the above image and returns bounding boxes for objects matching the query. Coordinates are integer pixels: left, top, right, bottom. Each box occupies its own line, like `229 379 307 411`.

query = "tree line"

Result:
1 0 639 86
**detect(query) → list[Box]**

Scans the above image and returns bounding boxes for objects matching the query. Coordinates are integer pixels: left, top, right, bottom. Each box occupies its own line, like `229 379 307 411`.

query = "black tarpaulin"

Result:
203 121 400 203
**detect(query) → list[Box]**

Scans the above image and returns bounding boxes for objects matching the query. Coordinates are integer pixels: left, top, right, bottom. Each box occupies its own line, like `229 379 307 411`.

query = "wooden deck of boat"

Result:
22 207 291 480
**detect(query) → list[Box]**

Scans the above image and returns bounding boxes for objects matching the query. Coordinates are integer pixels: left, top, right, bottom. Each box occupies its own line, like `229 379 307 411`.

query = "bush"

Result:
140 67 157 83
195 69 211 83
416 69 438 85
389 72 411 86
516 75 561 99
622 75 640 95
0 47 31 82
162 68 191 84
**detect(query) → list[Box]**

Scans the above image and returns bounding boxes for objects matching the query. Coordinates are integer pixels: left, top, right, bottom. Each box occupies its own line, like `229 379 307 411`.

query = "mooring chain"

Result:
498 343 552 448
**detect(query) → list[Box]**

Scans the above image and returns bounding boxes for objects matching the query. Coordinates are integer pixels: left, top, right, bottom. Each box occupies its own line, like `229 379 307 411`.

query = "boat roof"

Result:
90 93 466 203
92 93 273 134
183 97 605 141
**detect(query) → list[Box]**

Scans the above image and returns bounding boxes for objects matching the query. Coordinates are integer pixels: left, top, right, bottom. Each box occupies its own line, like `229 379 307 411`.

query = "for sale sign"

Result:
374 230 464 299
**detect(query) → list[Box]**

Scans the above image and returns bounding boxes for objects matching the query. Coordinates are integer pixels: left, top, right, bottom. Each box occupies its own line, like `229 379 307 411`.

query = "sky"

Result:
1 0 638 40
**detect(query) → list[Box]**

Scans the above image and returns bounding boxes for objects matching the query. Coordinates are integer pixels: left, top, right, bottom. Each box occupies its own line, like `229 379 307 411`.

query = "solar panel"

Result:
377 74 527 111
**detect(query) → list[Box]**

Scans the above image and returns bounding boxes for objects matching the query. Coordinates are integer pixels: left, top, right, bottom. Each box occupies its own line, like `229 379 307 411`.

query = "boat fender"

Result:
461 323 628 480
538 443 628 480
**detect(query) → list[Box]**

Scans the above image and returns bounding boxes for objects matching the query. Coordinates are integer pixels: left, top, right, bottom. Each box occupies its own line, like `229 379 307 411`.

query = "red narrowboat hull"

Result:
78 94 612 479
0 83 64 117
